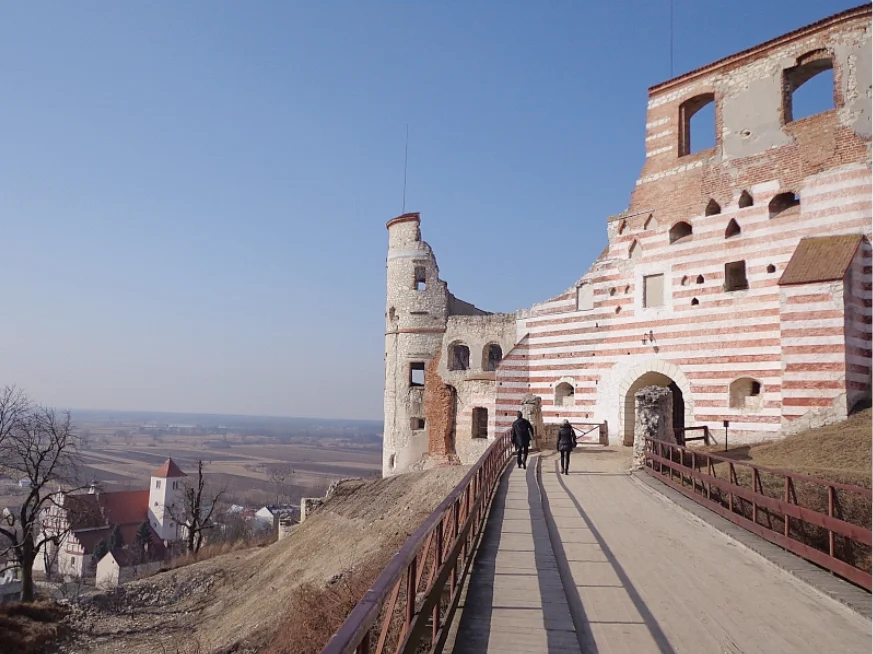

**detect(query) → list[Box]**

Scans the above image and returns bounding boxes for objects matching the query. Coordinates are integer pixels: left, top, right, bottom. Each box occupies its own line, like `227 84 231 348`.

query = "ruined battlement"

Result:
383 7 872 477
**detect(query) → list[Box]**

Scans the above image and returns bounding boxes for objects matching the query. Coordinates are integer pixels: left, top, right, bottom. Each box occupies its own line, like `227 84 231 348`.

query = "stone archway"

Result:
619 361 693 446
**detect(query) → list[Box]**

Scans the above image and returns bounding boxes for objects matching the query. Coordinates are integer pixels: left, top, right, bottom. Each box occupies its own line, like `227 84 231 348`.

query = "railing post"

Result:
407 557 417 630
728 462 735 513
707 456 712 501
432 520 444 645
828 485 835 559
752 468 759 525
691 451 696 494
784 476 790 538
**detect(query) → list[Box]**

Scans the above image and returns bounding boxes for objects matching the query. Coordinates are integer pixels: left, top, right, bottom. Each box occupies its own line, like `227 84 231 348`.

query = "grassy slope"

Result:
743 409 872 487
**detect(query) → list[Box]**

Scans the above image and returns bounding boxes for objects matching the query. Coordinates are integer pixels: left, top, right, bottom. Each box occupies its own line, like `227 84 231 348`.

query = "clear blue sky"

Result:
0 1 855 420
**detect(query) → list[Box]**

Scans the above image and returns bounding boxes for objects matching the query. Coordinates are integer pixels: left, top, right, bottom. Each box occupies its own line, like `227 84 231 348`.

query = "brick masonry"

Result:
383 6 872 476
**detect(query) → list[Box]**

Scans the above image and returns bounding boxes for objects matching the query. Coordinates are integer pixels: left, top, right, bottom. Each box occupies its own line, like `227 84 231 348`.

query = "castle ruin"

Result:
383 5 872 476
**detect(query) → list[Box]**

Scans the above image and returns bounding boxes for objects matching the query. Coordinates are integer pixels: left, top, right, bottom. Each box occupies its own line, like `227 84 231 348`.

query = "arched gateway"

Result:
619 361 694 446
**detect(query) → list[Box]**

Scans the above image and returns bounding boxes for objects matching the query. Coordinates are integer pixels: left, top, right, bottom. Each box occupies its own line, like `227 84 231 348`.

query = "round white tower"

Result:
383 213 449 476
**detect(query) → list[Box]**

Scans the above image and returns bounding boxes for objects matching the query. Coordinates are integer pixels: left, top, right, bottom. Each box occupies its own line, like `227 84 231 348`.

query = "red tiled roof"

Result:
779 235 862 286
65 490 149 530
151 458 187 478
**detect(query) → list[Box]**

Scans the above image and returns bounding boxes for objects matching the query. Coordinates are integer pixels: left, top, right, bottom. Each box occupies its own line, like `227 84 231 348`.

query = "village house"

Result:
35 458 184 578
383 6 872 476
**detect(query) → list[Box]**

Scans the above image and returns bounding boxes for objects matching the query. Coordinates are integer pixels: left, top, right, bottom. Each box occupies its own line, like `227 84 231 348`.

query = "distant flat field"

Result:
76 435 381 505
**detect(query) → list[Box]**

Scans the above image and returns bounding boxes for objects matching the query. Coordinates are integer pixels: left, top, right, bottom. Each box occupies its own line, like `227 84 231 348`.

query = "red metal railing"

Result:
674 425 711 447
644 437 873 590
321 431 514 654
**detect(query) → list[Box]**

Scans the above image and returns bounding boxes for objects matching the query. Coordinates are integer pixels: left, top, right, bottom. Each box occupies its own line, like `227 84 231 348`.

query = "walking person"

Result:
557 419 577 475
511 411 534 469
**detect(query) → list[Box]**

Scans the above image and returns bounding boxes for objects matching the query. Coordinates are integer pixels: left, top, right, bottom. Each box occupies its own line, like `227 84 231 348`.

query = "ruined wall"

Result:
383 214 502 475
423 349 456 460
384 8 872 472
439 313 518 465
383 214 449 476
632 386 675 468
496 6 872 445
844 239 873 413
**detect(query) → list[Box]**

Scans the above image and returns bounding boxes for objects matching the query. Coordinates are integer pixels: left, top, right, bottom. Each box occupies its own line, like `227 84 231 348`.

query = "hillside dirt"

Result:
60 466 469 654
710 408 872 487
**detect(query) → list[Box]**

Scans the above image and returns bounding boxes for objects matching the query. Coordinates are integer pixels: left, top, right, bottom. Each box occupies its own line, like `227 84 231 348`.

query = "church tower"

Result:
147 458 186 542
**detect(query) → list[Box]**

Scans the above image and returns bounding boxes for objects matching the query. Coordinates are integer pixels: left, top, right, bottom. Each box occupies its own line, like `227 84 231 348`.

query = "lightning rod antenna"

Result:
402 124 409 214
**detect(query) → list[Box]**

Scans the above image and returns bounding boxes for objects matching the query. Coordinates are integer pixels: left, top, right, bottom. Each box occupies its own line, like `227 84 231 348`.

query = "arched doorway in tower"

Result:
622 372 685 446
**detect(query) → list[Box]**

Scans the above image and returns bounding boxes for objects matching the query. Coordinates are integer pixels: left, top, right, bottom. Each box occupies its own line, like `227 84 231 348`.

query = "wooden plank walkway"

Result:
446 449 872 654
448 458 582 653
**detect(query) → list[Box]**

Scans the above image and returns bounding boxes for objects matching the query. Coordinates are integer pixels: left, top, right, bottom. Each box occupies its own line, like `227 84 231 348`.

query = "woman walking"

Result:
557 419 576 475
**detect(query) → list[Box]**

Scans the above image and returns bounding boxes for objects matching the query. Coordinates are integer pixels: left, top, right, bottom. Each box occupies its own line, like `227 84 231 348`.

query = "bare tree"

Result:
0 402 84 602
0 386 29 448
166 460 226 555
269 464 295 505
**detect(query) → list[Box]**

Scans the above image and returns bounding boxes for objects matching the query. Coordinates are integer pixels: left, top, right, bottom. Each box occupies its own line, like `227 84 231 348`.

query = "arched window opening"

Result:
730 378 763 410
628 240 641 260
483 344 503 372
767 264 776 274
769 192 800 219
725 218 741 239
691 298 700 306
681 275 689 286
696 275 705 284
669 222 693 244
784 51 835 122
679 93 716 156
471 407 488 439
739 190 753 208
705 199 721 216
448 342 470 371
555 382 575 407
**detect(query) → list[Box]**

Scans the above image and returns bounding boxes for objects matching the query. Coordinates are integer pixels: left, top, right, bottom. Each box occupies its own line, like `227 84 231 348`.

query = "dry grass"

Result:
706 409 872 487
157 535 276 574
0 601 69 654
262 563 383 654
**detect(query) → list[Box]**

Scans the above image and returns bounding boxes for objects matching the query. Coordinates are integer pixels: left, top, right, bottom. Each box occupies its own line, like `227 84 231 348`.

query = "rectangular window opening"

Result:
724 261 748 292
576 284 594 311
414 266 427 291
410 362 425 387
471 407 488 439
410 417 426 431
643 274 665 308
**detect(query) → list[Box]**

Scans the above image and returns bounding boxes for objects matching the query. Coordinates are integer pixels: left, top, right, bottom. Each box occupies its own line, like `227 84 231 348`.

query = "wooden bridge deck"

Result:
446 450 871 654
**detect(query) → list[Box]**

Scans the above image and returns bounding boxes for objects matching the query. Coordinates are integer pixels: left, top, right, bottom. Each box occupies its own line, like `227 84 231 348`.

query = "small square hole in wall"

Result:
410 417 425 430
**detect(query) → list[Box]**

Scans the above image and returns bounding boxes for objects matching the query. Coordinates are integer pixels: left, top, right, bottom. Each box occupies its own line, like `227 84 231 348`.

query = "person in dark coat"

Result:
510 411 534 469
557 419 576 475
